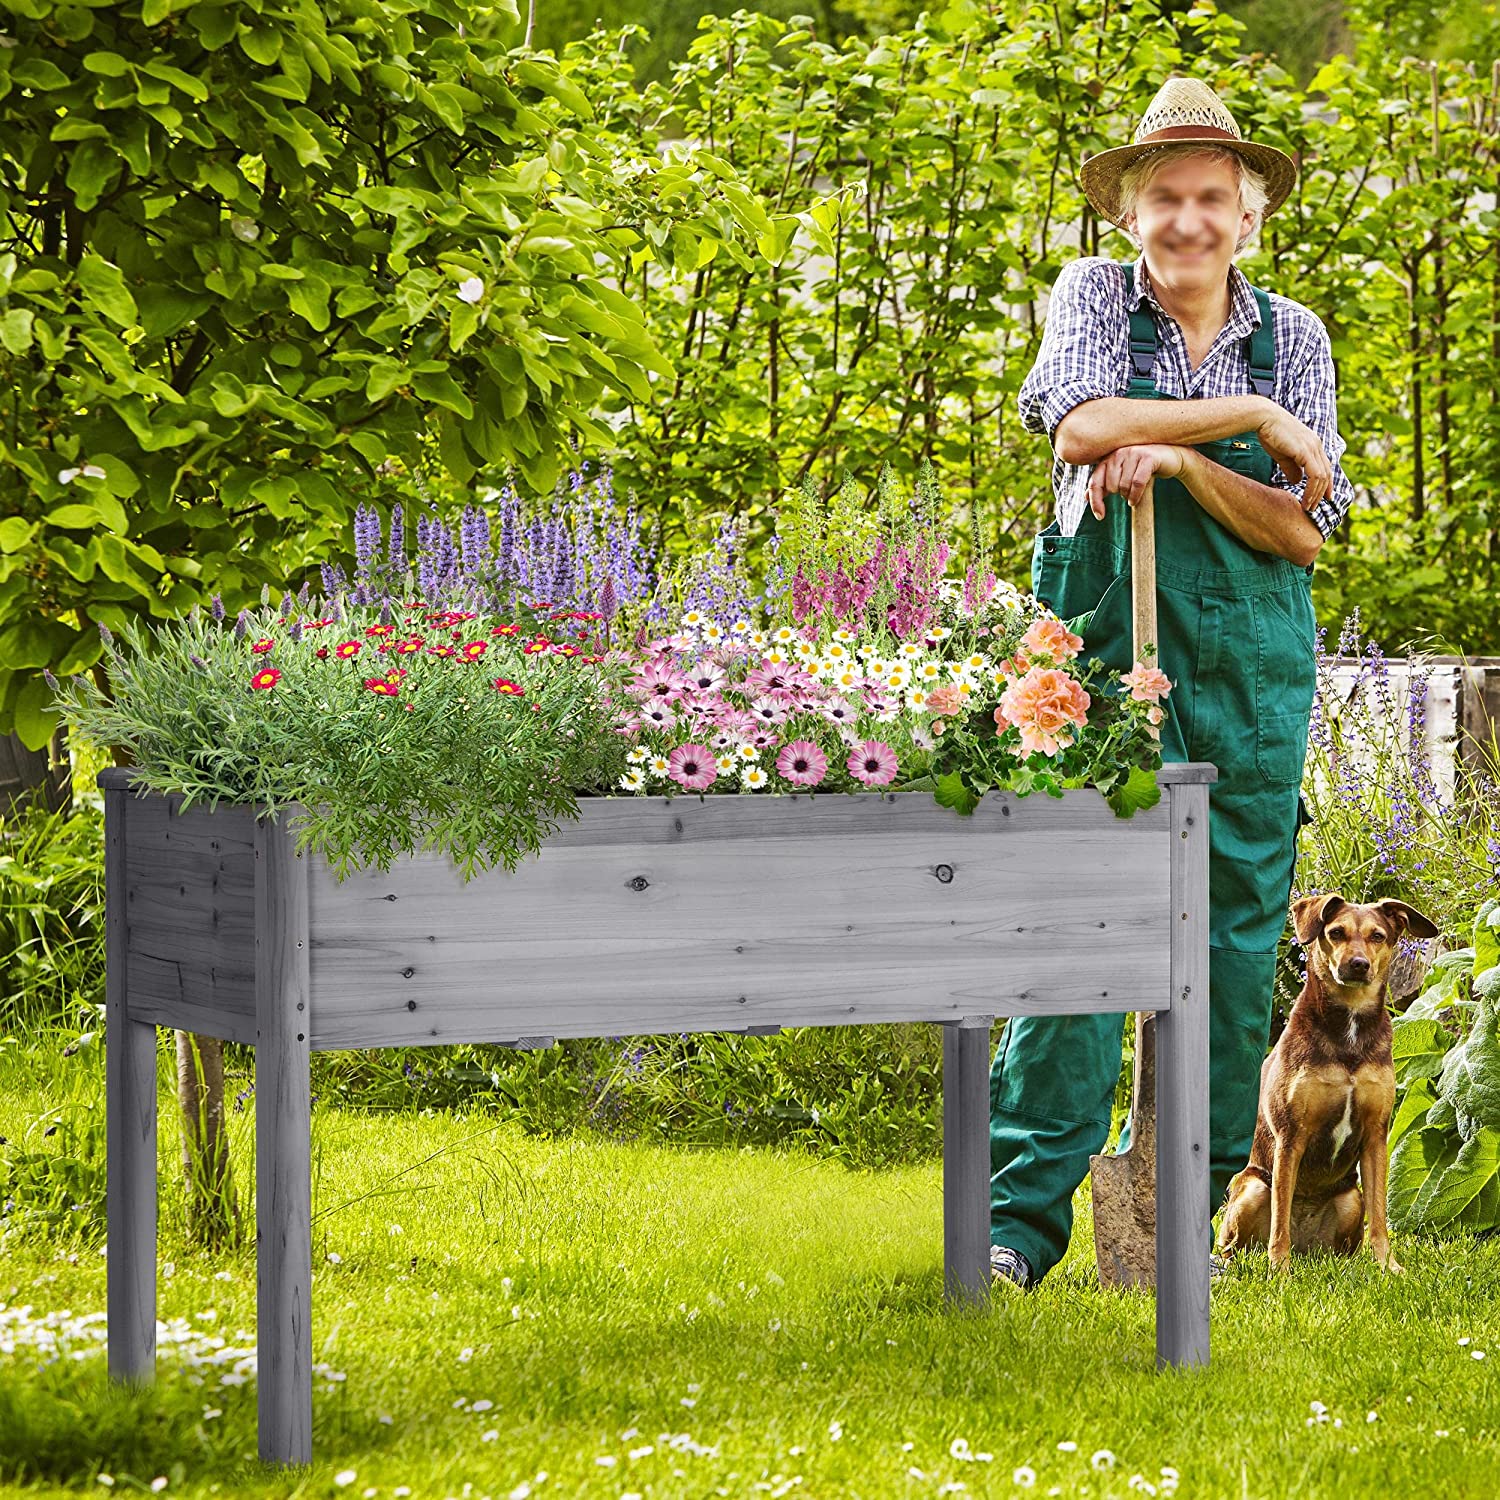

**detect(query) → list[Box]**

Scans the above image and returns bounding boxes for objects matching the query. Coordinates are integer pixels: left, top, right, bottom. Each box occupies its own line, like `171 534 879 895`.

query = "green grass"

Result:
3 1037 1500 1500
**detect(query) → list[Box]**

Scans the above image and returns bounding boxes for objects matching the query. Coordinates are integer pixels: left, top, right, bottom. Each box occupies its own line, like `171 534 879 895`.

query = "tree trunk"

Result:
176 1030 243 1246
0 728 71 817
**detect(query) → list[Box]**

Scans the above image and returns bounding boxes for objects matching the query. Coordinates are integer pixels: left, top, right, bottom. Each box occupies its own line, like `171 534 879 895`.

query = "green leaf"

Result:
1388 1080 1435 1153
1388 1126 1458 1230
1390 1016 1453 1083
411 366 474 419
934 770 980 817
76 254 139 328
12 674 59 752
1410 1127 1500 1232
12 58 71 91
511 59 594 121
0 518 36 553
47 503 105 529
0 308 34 354
1104 764 1162 819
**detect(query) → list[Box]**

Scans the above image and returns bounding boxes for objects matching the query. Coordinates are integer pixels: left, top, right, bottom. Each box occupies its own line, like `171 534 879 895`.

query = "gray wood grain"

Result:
942 1018 993 1305
104 782 158 1386
254 812 313 1466
305 792 1175 1049
1156 780 1212 1369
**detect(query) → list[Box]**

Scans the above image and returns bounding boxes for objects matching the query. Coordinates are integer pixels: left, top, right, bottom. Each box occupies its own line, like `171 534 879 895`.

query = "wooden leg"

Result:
1157 781 1210 1370
255 815 312 1465
106 782 158 1385
942 1017 993 1305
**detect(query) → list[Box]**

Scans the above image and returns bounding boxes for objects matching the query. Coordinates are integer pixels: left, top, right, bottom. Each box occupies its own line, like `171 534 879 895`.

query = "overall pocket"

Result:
1253 587 1317 786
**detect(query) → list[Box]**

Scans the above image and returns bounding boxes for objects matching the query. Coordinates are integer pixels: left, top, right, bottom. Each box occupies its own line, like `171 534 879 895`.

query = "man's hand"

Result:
1086 444 1187 520
1254 407 1332 510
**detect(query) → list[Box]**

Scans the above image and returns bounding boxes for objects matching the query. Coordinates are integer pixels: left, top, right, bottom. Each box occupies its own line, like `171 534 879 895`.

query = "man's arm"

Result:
1053 395 1273 466
1176 449 1323 568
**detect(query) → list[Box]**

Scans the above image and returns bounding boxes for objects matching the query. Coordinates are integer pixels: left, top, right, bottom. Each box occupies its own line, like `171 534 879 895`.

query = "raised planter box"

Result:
101 764 1216 1466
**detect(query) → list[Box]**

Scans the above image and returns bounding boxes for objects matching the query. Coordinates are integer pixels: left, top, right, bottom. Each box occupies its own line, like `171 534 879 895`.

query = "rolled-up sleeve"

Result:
1267 314 1356 541
1017 258 1125 445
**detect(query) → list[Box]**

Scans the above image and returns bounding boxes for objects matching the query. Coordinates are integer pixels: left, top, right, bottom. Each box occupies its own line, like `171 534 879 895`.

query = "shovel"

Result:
1089 487 1162 1291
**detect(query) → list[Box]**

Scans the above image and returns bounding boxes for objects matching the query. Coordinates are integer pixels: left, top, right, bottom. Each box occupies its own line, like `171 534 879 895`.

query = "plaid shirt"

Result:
1017 256 1355 541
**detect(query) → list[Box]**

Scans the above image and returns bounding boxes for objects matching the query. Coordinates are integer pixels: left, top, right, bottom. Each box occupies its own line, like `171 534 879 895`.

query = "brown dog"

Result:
1216 892 1441 1273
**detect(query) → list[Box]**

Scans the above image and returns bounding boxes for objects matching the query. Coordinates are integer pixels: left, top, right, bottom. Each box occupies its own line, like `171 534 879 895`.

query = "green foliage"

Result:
0 0 793 747
1389 898 1500 1235
49 601 632 878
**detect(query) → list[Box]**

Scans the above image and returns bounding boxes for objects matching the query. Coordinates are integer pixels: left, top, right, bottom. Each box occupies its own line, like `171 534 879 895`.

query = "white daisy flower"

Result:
794 640 819 660
918 660 943 682
864 658 891 679
989 667 1010 687
715 753 736 774
906 688 930 710
682 609 705 628
626 747 649 763
619 769 647 791
965 653 989 671
825 641 849 661
649 755 671 776
741 766 768 789
749 630 769 650
773 626 797 644
764 647 789 666
834 669 861 690
928 625 952 641
731 618 752 635
736 743 759 760
702 622 724 642
884 669 909 689
899 641 924 659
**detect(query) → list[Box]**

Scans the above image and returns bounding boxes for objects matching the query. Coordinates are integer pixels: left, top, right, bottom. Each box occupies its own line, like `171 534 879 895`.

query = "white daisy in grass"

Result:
918 660 944 682
736 743 760 760
863 657 892 680
884 668 909 690
681 609 705 628
898 641 924 659
702 622 725 643
988 666 1010 688
715 753 737 774
824 641 850 661
965 652 989 672
648 754 671 777
773 625 797 644
794 639 819 661
954 680 975 701
741 765 769 789
619 768 647 791
750 630 769 650
906 687 931 711
927 624 953 641
764 647 789 666
833 667 863 692
731 619 753 635
945 661 970 683
626 747 649 763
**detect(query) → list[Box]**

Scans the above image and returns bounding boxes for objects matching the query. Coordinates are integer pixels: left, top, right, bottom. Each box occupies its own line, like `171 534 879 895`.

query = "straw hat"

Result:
1079 76 1298 230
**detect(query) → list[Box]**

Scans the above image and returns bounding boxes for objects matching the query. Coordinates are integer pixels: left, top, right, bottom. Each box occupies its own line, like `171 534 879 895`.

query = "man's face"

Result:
1124 154 1254 295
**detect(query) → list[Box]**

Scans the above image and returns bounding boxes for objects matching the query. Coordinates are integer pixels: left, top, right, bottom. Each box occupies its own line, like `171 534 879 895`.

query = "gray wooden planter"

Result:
101 763 1215 1466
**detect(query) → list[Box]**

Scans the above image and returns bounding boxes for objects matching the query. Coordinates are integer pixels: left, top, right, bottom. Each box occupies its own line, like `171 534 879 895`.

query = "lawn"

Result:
2 1044 1499 1500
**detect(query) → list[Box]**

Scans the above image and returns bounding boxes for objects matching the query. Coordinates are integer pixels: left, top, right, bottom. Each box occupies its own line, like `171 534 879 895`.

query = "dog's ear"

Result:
1291 892 1345 945
1375 899 1442 942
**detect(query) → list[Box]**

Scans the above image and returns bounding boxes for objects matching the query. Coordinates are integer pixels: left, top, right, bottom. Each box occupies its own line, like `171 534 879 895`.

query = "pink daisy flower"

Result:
777 739 827 787
846 739 899 787
667 743 717 791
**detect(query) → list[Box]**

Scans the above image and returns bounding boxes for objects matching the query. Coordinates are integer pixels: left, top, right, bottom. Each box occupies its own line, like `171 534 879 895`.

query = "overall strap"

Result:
1118 258 1278 395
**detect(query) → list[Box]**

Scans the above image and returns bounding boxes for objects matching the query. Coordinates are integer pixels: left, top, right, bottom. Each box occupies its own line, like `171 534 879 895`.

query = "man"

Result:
988 75 1357 1291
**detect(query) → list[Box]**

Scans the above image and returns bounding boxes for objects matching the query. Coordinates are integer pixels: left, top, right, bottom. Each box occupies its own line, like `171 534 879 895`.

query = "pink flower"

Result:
631 659 690 704
639 701 676 730
1119 661 1173 703
1020 617 1084 665
846 739 899 786
999 666 1091 758
776 739 828 787
749 695 790 725
667 743 717 791
925 683 965 717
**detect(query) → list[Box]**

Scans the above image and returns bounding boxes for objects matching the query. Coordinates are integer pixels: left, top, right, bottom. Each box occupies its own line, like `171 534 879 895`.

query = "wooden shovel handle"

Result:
1131 489 1160 747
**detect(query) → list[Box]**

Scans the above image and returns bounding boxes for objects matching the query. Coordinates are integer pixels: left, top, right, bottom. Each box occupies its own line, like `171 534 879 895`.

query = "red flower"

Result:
365 624 394 638
385 668 408 683
490 623 520 637
493 678 524 696
522 637 553 655
427 643 456 658
363 678 399 696
251 637 275 654
335 640 362 659
315 646 329 659
394 637 424 654
251 667 281 690
554 644 581 658
460 641 488 660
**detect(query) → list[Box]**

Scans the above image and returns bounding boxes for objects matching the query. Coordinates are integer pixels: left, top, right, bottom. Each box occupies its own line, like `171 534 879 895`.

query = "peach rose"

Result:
1020 617 1084 666
999 666 1091 758
925 683 965 716
1119 661 1173 703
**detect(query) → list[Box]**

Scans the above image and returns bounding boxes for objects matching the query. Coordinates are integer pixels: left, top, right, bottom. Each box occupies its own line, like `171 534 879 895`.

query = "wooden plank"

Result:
122 787 256 1036
104 782 157 1387
255 813 313 1466
1156 780 1211 1370
305 792 1175 1049
942 1018 993 1305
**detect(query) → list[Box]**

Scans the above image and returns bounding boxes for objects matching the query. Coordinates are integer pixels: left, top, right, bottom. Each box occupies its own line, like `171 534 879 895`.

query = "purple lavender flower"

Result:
97 621 114 645
189 654 210 671
353 503 380 575
598 575 618 621
210 595 226 621
42 667 59 690
288 618 304 643
279 591 293 620
234 610 250 640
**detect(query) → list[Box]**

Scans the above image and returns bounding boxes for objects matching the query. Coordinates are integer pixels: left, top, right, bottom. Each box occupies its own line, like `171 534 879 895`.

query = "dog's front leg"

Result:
1360 1124 1402 1274
1268 1135 1307 1272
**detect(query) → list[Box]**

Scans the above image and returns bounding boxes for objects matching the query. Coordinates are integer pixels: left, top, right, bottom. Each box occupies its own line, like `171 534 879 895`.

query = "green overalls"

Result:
989 257 1318 1281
